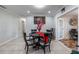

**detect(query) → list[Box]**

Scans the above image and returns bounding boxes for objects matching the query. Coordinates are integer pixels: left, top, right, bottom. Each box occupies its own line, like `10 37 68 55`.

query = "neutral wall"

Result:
25 16 54 35
0 9 22 44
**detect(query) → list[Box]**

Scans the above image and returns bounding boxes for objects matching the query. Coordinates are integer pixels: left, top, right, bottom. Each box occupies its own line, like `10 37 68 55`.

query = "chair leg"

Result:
24 44 29 54
44 49 45 54
26 46 29 54
49 45 51 52
43 46 46 54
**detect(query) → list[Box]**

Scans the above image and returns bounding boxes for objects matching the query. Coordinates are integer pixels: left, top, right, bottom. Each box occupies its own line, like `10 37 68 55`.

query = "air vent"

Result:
0 5 6 9
61 7 65 13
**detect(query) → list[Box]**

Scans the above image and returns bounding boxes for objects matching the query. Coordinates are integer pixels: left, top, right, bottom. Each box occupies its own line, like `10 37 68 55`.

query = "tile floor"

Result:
0 38 72 54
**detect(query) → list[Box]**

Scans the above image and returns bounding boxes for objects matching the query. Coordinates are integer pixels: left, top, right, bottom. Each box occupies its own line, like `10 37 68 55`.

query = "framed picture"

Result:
34 16 45 24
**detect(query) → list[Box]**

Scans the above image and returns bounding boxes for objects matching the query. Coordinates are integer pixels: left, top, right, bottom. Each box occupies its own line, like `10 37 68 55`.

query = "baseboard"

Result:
0 36 22 47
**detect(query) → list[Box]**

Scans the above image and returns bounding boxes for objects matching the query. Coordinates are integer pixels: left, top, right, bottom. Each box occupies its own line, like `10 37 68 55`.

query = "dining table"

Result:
29 32 49 49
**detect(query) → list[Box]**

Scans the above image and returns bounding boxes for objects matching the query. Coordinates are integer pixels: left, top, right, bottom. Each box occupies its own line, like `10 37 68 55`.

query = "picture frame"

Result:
34 16 45 24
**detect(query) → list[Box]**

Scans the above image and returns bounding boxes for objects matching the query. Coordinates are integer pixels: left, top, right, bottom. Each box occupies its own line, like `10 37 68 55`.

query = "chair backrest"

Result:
46 29 52 39
46 29 52 32
23 32 28 45
31 29 37 34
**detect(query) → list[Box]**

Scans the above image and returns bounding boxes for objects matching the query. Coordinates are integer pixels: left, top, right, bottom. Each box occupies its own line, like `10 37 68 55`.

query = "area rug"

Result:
60 39 77 48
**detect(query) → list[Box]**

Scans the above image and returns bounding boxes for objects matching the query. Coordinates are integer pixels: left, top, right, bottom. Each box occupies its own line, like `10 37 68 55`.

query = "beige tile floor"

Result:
0 38 72 54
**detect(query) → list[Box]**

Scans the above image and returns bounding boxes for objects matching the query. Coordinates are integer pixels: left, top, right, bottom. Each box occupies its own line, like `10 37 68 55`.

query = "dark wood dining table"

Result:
29 32 51 53
30 33 44 49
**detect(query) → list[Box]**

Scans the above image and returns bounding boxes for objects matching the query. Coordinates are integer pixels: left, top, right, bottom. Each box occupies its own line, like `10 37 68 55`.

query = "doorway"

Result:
58 8 78 50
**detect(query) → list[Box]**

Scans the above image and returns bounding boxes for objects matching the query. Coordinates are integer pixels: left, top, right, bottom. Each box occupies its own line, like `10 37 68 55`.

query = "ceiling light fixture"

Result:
48 11 51 14
34 5 46 8
27 10 30 14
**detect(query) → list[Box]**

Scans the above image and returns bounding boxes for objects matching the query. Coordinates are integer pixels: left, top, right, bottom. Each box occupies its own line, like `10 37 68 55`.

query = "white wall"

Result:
25 16 54 35
0 9 22 44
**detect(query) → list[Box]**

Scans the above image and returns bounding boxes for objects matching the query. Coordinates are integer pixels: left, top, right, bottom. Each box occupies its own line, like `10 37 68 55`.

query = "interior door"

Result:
57 18 64 40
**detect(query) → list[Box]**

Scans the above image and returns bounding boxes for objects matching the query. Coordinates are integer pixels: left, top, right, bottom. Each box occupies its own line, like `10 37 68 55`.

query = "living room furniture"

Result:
69 29 78 41
71 50 79 54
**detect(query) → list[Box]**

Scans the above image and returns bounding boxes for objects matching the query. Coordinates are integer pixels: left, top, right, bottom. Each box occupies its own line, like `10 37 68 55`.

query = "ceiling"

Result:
63 8 78 18
3 5 66 17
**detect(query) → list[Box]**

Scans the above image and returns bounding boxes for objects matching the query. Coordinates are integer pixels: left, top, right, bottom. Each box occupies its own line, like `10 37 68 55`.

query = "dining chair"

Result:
46 29 53 39
31 29 37 34
39 33 52 54
23 32 35 54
